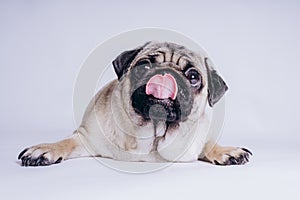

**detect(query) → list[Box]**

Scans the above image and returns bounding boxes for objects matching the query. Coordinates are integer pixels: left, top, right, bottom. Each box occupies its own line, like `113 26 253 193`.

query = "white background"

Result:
0 0 299 199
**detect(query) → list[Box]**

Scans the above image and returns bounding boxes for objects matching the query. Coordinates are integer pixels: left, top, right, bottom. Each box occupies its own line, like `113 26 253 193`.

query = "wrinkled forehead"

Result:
132 42 206 72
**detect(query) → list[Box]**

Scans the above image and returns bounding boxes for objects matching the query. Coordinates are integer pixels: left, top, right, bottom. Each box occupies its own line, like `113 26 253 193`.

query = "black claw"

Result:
245 155 249 162
18 148 29 159
34 157 44 166
29 158 37 166
39 156 50 166
40 159 46 166
242 148 253 156
22 158 27 166
55 157 63 164
25 157 31 167
21 156 29 166
237 155 244 164
36 159 41 166
214 160 222 165
229 156 238 165
35 156 44 166
244 153 249 161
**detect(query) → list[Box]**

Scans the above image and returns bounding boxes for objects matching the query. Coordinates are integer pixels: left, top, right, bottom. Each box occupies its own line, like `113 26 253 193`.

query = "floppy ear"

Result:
205 57 228 107
112 48 142 80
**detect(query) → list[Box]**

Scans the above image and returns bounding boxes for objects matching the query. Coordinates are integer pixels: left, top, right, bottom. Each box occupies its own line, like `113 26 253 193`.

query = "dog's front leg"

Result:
18 131 89 167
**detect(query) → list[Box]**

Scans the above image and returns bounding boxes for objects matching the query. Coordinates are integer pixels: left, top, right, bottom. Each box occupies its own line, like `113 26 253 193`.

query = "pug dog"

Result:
18 41 252 167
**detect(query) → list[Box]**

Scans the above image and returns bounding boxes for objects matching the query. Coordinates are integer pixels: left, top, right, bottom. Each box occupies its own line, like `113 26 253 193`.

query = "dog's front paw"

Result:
18 144 64 167
212 147 252 166
201 142 253 166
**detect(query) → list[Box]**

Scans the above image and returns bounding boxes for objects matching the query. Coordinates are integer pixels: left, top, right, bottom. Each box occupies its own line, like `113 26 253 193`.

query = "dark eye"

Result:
133 59 152 76
185 68 201 87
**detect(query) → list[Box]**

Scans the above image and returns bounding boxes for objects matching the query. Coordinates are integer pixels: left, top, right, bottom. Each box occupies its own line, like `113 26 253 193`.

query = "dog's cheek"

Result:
175 81 194 121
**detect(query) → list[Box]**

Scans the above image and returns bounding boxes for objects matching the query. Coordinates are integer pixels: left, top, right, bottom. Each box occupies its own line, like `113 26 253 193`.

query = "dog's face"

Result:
113 42 228 126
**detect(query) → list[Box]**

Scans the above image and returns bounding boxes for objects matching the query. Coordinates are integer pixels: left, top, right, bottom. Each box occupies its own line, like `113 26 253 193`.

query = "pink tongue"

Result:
146 74 178 100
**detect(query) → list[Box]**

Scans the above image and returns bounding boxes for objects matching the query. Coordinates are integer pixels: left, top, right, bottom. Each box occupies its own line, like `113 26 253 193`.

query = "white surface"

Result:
2 131 300 200
0 1 300 199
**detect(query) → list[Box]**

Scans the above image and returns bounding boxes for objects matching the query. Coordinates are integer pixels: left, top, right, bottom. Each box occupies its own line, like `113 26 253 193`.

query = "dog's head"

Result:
112 42 228 125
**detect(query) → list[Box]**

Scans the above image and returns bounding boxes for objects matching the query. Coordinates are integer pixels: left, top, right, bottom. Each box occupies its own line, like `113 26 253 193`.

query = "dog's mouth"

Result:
132 85 180 122
131 73 193 124
145 73 178 100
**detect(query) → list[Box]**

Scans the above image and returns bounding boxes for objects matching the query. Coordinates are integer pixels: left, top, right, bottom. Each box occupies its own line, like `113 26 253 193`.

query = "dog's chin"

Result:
131 85 183 124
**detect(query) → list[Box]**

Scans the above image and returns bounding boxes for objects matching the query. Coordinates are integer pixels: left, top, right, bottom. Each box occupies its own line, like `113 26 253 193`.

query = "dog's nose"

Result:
145 74 178 100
